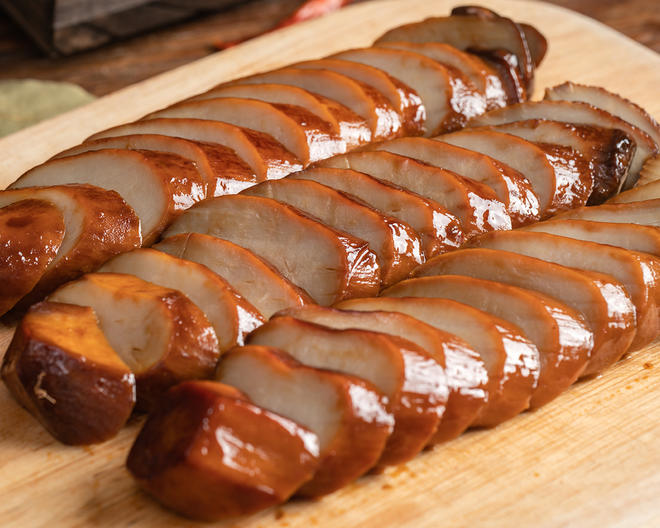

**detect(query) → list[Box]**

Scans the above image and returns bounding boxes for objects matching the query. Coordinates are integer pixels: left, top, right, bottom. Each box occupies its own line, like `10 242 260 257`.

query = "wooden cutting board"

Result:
1 1 659 526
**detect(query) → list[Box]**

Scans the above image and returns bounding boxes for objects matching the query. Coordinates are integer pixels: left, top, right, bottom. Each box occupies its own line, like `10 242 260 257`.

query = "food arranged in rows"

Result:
0 7 548 316
2 5 660 522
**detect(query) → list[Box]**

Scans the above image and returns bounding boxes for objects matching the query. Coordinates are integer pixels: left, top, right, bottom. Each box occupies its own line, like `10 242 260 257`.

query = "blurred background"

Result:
0 0 658 136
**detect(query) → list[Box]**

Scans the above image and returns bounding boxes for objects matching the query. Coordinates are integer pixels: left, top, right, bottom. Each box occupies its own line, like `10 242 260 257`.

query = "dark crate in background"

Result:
0 0 250 56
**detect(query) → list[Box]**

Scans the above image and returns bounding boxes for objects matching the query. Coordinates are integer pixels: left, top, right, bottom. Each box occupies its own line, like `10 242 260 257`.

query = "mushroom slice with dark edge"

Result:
377 41 508 110
374 12 534 87
88 118 301 180
333 46 486 133
521 219 660 259
247 316 447 467
127 381 320 522
487 120 636 204
163 195 380 305
337 296 540 428
470 230 660 350
414 248 637 377
0 185 141 303
99 248 264 351
554 200 660 228
382 275 593 409
154 233 313 318
545 82 660 146
9 149 203 245
279 305 488 443
293 58 425 136
242 178 424 287
1 302 135 445
55 133 257 196
216 345 393 497
148 97 344 165
288 166 463 257
231 67 401 141
48 273 219 410
371 136 541 226
319 150 511 238
468 101 658 189
436 129 593 216
0 200 65 316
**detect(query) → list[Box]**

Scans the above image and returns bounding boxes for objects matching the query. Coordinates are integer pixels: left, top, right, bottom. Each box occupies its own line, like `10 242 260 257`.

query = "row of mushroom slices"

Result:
0 6 546 317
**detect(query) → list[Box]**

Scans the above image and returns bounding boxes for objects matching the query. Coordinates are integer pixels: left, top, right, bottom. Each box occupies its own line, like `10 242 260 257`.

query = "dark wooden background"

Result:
0 0 658 97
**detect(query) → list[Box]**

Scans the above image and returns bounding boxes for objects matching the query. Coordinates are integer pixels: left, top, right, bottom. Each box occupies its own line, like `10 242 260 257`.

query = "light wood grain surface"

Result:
1 1 659 526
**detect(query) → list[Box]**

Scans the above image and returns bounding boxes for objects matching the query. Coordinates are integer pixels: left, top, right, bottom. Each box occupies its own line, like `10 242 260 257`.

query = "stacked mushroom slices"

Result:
127 159 660 522
0 7 543 317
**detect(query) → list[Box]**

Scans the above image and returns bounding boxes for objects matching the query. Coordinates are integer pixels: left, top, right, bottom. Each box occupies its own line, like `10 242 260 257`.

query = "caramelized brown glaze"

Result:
313 93 373 148
248 316 447 467
469 49 526 104
243 178 424 287
489 119 636 204
415 248 637 378
290 166 464 256
49 273 219 410
163 195 381 305
0 200 65 316
127 380 320 521
363 296 540 427
381 275 594 409
320 150 512 238
290 304 489 444
216 345 393 497
0 185 142 305
470 230 659 351
1 302 135 444
185 141 259 195
372 137 541 226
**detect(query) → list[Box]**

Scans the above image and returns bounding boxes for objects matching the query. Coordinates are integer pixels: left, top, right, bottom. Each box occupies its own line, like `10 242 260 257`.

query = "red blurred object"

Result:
214 0 357 49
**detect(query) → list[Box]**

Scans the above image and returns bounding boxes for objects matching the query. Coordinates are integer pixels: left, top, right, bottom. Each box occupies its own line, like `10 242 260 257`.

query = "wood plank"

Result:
0 1 659 526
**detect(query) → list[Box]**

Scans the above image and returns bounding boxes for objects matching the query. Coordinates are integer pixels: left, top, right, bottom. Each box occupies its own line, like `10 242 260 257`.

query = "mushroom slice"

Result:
377 41 508 109
163 195 380 305
638 154 660 186
488 120 636 204
48 273 219 410
337 296 539 428
522 219 660 259
554 200 660 227
56 134 256 196
436 129 593 216
333 47 486 133
10 149 203 245
319 150 511 238
469 101 658 189
288 166 464 256
1 301 136 445
279 305 488 444
470 230 660 350
154 233 312 318
372 136 540 226
415 248 637 376
148 97 344 165
382 275 593 409
247 316 447 466
610 180 660 204
127 380 320 522
216 345 393 497
243 178 423 287
374 13 533 86
88 117 302 180
99 248 264 351
293 58 425 136
0 200 65 316
545 82 660 147
0 185 141 302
